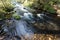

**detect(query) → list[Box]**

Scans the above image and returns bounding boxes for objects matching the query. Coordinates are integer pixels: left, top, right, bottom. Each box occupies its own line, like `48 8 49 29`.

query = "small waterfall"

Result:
12 1 34 40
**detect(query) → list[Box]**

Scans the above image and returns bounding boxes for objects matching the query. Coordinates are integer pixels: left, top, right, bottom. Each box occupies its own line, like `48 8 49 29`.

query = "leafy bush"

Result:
0 1 14 20
43 4 56 13
4 3 14 12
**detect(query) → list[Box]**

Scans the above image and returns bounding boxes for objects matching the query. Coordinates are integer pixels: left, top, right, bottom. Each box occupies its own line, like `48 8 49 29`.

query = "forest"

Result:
0 0 60 40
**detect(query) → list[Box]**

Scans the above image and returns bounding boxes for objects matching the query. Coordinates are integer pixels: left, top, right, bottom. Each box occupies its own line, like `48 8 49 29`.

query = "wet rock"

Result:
0 20 4 26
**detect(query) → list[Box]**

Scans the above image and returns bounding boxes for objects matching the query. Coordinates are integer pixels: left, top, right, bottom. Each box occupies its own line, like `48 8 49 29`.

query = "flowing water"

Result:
11 1 35 40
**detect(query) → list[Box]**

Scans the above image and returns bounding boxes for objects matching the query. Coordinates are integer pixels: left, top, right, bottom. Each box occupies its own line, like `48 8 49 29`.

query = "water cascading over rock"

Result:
12 1 35 40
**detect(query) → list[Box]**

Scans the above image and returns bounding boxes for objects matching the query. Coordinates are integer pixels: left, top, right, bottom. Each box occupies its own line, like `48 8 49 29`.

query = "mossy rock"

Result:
14 15 21 20
13 14 21 20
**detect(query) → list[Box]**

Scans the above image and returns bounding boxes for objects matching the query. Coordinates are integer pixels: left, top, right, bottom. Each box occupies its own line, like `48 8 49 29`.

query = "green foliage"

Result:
4 4 14 12
0 9 6 20
43 4 56 13
0 0 14 20
47 6 56 13
25 0 60 14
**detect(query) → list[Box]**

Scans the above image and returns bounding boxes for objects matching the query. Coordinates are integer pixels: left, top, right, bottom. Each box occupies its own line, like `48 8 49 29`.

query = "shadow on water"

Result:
33 13 60 34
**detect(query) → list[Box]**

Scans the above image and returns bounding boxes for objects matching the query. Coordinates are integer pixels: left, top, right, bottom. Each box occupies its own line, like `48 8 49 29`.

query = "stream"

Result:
9 1 35 40
0 0 60 40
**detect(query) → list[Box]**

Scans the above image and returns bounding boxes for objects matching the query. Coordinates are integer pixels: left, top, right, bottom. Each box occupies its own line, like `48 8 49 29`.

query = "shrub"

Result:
0 1 14 20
